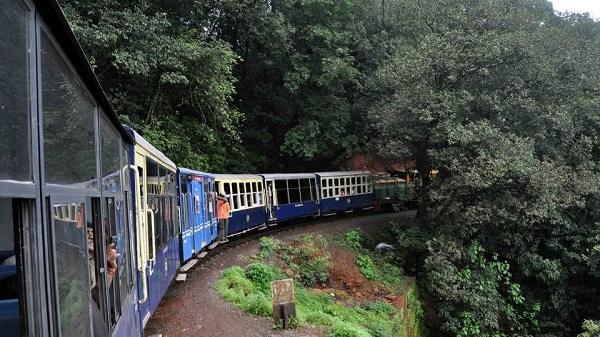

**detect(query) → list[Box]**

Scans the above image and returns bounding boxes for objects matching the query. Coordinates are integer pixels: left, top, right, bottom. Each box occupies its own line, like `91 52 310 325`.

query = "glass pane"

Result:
0 1 31 181
53 202 92 337
300 187 312 201
288 179 299 189
289 189 300 203
276 188 289 204
115 200 131 312
101 115 121 192
42 33 97 188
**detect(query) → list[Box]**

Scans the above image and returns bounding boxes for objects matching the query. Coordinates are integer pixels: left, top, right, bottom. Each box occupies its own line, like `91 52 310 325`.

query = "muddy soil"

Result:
143 210 416 337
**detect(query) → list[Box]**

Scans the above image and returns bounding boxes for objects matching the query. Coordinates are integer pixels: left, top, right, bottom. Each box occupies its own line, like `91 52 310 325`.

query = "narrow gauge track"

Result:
143 210 416 337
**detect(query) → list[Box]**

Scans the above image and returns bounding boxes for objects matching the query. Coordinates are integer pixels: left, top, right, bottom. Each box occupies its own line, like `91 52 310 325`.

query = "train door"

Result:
205 179 217 243
133 150 152 326
190 176 205 252
49 197 94 337
180 178 194 261
265 179 276 219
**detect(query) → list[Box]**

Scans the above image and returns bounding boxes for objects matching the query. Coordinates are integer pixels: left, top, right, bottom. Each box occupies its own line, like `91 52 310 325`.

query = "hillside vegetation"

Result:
216 230 425 337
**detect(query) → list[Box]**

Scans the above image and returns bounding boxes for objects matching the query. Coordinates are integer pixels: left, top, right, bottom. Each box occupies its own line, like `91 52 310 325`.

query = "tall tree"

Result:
60 0 243 172
369 0 600 334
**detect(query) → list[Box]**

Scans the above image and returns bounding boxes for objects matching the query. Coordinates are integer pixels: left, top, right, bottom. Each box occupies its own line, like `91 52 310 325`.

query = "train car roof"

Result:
314 171 371 177
179 167 214 178
34 0 132 143
124 126 177 168
213 174 263 180
260 173 317 179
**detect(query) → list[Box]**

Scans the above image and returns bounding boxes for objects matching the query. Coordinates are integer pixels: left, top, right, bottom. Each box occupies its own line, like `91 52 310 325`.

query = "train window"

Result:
275 180 289 204
257 182 264 205
299 179 312 202
334 178 339 187
351 177 356 185
240 190 246 207
100 116 121 193
41 33 97 189
322 180 328 188
115 200 132 316
346 177 350 185
0 1 31 182
231 183 238 194
288 179 300 203
53 202 93 337
103 199 122 324
146 159 159 195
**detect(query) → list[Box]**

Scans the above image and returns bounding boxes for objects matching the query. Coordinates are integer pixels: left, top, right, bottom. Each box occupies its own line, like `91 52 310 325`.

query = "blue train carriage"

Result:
315 171 374 214
213 174 268 237
2 1 141 336
124 127 180 327
1 1 143 336
177 168 218 261
260 173 320 223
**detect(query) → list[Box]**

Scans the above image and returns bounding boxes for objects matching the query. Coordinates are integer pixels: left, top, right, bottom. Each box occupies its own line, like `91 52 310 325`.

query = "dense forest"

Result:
60 0 600 335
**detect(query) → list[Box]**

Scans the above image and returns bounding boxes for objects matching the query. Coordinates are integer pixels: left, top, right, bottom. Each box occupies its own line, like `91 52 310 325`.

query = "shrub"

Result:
244 263 277 291
360 301 397 316
298 256 331 287
357 254 376 280
256 236 277 259
346 230 362 250
329 321 372 337
242 292 272 316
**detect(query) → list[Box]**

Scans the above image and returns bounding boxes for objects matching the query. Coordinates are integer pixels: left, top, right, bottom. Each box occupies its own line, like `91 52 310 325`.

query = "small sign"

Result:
271 279 296 329
271 279 295 304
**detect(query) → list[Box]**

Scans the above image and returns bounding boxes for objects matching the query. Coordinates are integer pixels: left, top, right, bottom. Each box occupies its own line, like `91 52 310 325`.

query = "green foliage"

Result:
579 320 600 337
215 266 256 304
356 254 376 280
253 236 278 260
345 230 362 250
425 240 538 336
360 301 396 317
244 263 283 293
329 321 371 337
276 234 332 287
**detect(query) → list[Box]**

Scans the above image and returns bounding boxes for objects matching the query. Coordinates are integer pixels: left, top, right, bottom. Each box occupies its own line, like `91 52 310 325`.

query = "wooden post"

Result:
271 279 296 329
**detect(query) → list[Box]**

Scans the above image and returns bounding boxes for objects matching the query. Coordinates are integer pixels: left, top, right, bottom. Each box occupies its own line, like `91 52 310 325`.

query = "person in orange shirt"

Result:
217 194 230 243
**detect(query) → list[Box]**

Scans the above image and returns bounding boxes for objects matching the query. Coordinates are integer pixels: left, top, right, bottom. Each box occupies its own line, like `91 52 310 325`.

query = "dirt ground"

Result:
143 210 417 337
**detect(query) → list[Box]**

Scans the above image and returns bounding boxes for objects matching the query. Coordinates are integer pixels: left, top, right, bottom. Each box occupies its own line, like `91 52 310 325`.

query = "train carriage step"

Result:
208 241 219 250
198 251 207 258
179 259 198 272
175 274 187 282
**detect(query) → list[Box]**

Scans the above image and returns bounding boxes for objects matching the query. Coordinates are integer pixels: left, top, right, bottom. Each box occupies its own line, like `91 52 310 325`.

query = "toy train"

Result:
0 1 419 337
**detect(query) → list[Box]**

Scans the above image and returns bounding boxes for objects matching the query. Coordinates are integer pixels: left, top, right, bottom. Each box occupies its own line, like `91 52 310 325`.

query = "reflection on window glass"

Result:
42 33 97 188
115 200 131 314
0 1 31 181
101 115 120 192
53 202 92 337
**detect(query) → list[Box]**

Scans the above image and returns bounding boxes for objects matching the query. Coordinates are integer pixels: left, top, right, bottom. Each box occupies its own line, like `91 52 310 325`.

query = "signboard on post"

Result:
271 279 296 329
